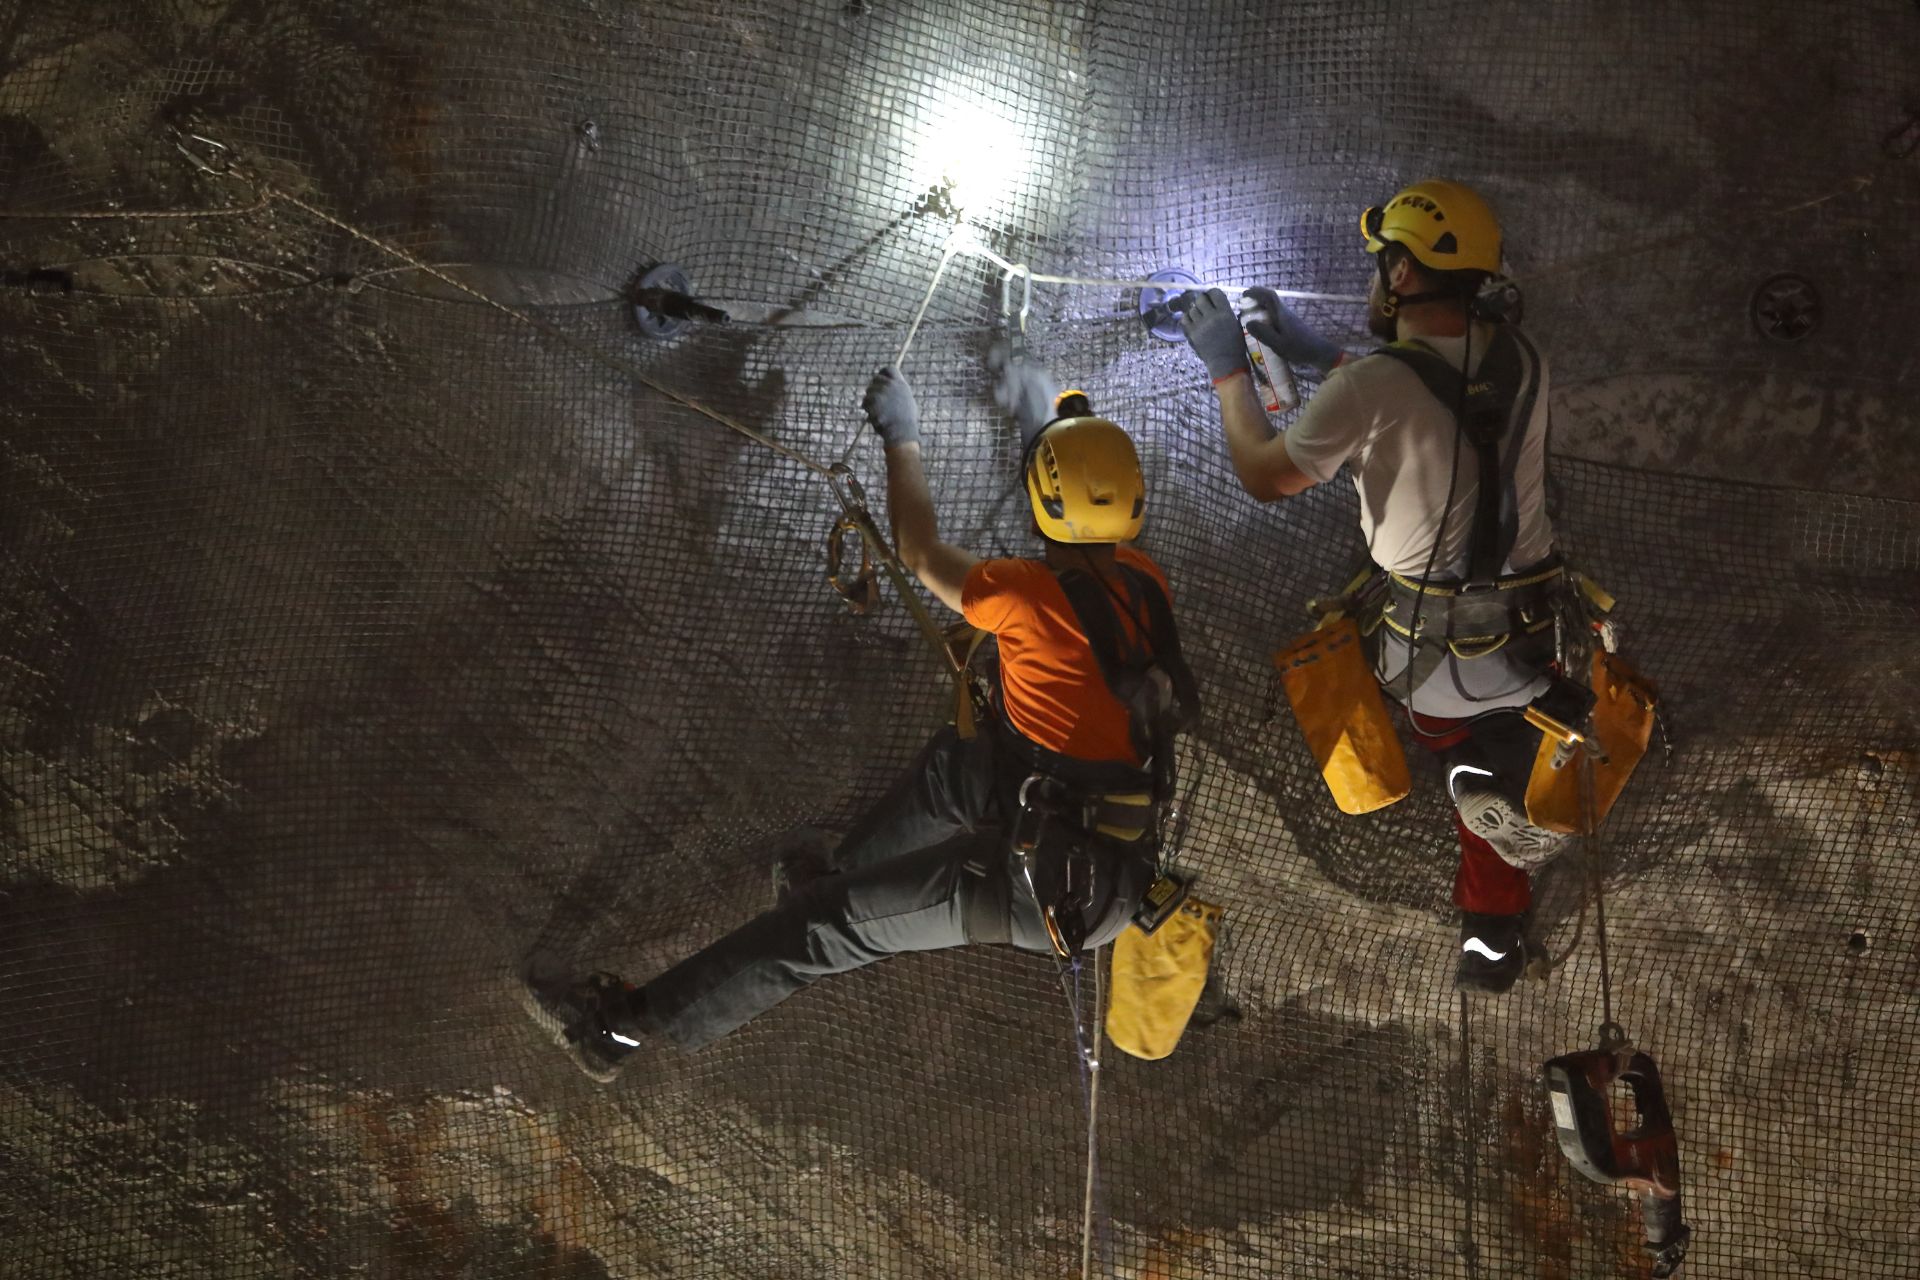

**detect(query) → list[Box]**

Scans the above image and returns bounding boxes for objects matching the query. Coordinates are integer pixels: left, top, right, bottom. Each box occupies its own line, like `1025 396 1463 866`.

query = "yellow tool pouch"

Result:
1106 898 1223 1061
1274 617 1410 814
1526 650 1657 833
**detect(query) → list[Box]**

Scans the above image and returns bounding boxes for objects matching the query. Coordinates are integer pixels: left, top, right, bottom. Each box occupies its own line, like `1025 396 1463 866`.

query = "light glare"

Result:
913 86 1030 221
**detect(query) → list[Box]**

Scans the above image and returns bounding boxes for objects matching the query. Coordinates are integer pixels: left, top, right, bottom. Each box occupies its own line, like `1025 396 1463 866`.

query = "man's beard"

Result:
1366 305 1397 342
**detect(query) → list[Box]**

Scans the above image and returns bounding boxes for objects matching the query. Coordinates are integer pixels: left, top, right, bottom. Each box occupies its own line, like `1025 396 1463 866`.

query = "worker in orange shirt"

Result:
521 356 1199 1080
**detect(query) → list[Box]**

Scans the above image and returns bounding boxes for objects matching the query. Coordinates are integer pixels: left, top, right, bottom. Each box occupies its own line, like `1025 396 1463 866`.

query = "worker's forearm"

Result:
882 442 940 571
1214 372 1282 493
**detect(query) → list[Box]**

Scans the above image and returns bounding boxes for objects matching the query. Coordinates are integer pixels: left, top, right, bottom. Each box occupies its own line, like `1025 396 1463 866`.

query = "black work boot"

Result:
519 967 644 1083
1455 911 1528 995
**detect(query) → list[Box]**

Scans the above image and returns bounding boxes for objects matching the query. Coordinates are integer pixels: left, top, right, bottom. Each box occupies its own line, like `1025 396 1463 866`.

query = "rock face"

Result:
1 3 1916 1278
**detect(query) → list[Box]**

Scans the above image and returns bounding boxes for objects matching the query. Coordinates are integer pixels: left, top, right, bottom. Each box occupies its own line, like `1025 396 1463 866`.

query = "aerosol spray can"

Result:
1238 296 1298 414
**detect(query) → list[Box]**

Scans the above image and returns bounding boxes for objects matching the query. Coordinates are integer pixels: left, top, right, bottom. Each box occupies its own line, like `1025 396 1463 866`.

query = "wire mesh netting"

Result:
3 1 1918 1277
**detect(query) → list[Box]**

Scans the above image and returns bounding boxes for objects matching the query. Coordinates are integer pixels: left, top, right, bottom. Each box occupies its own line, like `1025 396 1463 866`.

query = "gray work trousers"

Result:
623 725 1146 1050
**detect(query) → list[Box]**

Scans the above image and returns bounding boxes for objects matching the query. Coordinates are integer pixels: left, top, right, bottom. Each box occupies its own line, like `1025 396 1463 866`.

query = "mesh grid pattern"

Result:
3 1 1918 1276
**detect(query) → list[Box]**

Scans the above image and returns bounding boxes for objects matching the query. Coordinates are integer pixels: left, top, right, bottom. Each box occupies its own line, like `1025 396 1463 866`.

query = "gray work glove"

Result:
1242 287 1344 373
986 339 1060 445
862 365 920 448
1176 288 1249 382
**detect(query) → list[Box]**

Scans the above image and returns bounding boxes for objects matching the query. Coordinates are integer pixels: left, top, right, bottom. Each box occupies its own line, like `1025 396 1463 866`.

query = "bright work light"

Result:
911 85 1031 222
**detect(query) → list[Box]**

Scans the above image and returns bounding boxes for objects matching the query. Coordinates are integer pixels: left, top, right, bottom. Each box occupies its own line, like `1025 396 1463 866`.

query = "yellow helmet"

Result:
1360 179 1502 275
1024 395 1144 544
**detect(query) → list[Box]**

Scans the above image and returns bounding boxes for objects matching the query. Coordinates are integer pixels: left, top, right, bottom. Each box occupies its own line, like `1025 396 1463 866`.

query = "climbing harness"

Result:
1009 772 1157 960
1276 320 1558 778
1374 561 1562 668
989 547 1203 966
1279 317 1626 823
1050 560 1201 804
1374 326 1544 588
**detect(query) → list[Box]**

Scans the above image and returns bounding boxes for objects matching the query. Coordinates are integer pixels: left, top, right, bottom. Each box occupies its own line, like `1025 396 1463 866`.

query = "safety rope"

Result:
15 114 1861 1280
268 189 833 479
0 133 271 220
1054 948 1108 1280
79 128 988 713
839 218 1372 465
1456 993 1481 1279
99 130 1115 1271
1581 745 1623 1047
18 126 1881 494
823 466 969 685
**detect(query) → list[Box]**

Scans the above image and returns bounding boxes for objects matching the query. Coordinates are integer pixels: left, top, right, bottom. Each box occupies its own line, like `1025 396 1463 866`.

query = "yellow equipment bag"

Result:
1107 898 1224 1061
1274 617 1410 814
1526 650 1658 834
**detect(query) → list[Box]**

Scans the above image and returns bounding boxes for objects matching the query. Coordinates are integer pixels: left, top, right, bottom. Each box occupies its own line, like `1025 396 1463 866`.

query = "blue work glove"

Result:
986 339 1060 445
1242 287 1343 374
1176 288 1249 383
862 365 920 448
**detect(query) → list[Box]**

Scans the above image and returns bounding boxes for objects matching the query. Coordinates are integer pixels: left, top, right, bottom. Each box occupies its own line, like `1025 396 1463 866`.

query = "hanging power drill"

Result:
1544 1046 1693 1277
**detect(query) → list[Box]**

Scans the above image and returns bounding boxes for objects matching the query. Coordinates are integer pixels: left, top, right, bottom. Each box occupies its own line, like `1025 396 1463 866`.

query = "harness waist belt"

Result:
1386 560 1564 597
993 715 1154 794
1083 791 1153 841
1375 560 1563 659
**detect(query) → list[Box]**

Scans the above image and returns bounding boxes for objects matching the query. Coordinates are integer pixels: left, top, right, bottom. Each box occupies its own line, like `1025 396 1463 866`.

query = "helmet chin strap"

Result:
1375 251 1469 319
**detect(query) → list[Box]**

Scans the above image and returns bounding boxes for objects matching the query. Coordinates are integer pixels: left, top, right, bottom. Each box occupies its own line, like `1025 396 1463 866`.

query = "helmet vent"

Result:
1432 231 1458 255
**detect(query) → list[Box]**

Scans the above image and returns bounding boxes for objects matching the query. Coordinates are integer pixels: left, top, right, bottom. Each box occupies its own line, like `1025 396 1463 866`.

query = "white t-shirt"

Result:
1283 324 1555 578
1284 325 1557 718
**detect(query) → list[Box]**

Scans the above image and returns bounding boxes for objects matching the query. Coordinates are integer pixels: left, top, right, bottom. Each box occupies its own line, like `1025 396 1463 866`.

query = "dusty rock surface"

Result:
2 2 1917 1278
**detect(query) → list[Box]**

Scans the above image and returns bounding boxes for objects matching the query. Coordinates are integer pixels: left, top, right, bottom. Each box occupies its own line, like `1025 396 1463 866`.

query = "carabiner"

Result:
826 462 868 516
999 263 1034 343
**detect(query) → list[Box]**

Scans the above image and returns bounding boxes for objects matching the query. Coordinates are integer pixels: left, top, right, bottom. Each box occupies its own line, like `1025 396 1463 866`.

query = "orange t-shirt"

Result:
961 547 1172 766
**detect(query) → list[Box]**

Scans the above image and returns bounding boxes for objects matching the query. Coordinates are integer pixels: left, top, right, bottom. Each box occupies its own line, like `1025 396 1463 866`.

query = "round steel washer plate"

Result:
1750 272 1820 343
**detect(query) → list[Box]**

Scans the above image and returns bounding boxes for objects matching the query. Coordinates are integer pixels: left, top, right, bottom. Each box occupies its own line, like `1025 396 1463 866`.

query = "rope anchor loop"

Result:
170 127 238 177
825 512 879 614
